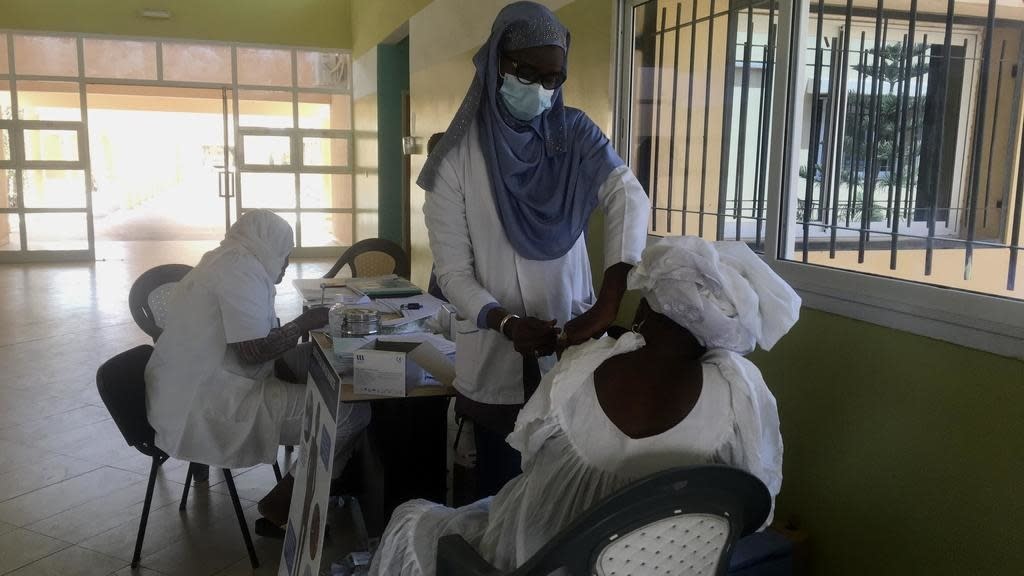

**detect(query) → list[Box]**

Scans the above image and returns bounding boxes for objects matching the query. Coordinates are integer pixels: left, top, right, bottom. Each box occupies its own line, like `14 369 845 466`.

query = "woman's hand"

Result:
295 306 329 332
486 307 560 357
506 316 561 357
561 299 618 346
561 262 634 348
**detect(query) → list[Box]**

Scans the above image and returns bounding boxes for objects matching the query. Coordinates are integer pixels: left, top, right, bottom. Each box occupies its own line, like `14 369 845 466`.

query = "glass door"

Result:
234 48 354 257
1 33 93 261
88 85 235 258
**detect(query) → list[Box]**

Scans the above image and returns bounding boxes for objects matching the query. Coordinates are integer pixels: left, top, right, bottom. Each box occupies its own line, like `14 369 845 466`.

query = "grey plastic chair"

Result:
128 263 193 341
437 465 771 576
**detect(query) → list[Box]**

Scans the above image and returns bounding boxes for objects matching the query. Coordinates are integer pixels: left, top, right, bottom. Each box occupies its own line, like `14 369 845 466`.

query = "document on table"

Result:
291 278 370 306
373 294 447 327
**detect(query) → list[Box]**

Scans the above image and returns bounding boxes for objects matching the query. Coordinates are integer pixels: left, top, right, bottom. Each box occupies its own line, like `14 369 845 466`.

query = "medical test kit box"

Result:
353 339 455 397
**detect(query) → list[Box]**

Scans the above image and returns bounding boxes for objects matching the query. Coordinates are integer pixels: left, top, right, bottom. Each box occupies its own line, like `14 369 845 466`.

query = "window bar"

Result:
1008 117 1024 291
998 40 1024 240
733 3 755 241
925 0 956 276
890 0 918 270
717 2 740 241
752 31 768 237
755 20 777 250
981 39 1007 230
698 0 717 238
950 36 970 228
666 2 683 234
963 0 997 280
819 36 839 224
906 33 927 223
848 31 869 230
885 33 911 230
829 12 853 260
802 0 826 262
650 6 669 231
681 0 698 236
858 7 887 264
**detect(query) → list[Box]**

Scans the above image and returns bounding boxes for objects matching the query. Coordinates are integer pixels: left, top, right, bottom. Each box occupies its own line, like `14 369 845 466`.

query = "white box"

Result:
353 339 455 397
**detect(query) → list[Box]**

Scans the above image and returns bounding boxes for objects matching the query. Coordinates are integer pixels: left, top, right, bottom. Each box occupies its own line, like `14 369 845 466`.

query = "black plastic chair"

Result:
96 345 261 570
437 465 771 576
128 264 193 341
324 238 411 280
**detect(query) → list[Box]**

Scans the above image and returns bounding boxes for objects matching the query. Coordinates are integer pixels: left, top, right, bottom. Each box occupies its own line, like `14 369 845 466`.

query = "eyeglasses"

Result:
504 56 567 90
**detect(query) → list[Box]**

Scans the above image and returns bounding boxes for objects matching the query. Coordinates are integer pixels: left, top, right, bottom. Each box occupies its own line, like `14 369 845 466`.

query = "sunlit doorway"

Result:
89 85 236 261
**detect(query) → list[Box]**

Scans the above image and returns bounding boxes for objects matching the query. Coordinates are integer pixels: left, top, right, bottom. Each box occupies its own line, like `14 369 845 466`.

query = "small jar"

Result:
340 307 380 337
328 302 348 338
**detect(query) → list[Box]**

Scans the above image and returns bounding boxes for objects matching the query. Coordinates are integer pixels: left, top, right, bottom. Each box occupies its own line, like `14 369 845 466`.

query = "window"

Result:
617 0 1024 358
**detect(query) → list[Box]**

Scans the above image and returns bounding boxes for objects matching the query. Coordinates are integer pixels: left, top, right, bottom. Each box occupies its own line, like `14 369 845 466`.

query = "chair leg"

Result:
179 462 195 511
223 469 259 569
272 461 283 482
132 457 161 568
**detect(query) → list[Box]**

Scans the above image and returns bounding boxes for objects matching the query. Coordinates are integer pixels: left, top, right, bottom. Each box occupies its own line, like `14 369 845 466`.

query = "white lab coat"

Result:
424 120 649 405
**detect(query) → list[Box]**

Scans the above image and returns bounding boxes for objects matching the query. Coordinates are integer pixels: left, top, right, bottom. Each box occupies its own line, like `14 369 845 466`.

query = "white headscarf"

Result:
627 236 800 353
220 210 294 281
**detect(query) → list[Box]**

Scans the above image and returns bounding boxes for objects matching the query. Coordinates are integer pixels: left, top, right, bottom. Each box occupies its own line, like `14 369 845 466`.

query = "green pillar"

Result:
376 37 410 246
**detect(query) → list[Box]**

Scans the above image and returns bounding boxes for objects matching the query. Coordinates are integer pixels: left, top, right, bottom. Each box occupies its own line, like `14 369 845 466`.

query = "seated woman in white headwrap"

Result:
144 209 370 525
367 236 801 576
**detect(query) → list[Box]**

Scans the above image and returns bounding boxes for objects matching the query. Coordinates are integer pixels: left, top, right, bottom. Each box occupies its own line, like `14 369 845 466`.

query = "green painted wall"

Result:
377 37 410 247
0 0 352 48
351 0 430 57
750 310 1024 574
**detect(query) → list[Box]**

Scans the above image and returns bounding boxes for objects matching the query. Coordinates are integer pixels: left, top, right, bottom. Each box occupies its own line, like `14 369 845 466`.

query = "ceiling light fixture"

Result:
139 9 172 20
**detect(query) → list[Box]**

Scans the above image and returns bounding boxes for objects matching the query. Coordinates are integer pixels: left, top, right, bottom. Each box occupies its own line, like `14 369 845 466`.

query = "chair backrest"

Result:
324 238 410 279
513 466 771 576
129 263 193 341
96 344 165 460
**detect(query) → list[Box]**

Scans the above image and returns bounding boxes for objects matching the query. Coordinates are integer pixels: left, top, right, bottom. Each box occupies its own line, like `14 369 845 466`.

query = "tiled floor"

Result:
0 241 340 575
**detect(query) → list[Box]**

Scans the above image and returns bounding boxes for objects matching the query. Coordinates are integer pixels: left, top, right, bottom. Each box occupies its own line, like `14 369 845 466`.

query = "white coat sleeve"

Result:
597 165 650 270
423 154 499 324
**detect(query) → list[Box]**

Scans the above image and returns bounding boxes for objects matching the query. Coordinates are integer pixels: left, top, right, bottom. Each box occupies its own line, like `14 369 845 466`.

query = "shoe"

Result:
257 474 295 527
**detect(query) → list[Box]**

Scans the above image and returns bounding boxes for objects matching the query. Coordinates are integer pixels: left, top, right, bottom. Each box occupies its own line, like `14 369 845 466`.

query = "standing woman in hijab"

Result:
422 1 649 496
145 210 370 502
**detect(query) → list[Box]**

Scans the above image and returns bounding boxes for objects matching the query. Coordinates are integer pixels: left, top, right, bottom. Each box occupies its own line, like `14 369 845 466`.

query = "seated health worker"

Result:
367 236 801 576
144 210 370 516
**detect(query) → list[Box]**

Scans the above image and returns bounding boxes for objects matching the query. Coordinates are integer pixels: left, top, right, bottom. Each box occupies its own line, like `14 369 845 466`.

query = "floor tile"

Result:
142 504 273 576
0 405 112 445
0 466 143 527
0 528 71 574
0 455 101 503
6 545 126 576
0 439 42 473
79 488 243 562
26 473 183 545
109 566 166 576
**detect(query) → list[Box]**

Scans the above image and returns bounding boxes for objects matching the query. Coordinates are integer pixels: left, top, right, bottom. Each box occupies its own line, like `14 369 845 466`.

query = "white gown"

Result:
368 333 783 576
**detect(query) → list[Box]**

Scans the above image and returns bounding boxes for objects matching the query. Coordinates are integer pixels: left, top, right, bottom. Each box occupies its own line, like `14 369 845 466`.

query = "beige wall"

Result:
0 0 352 49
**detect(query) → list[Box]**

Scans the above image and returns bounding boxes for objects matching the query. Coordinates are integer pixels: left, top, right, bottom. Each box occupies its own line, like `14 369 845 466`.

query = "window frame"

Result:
615 0 1024 360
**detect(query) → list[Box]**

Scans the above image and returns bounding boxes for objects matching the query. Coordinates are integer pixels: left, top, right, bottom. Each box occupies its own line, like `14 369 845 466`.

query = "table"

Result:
310 331 455 536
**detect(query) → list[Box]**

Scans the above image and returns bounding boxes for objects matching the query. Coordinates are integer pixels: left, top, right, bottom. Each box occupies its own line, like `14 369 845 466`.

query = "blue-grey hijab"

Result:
417 1 624 261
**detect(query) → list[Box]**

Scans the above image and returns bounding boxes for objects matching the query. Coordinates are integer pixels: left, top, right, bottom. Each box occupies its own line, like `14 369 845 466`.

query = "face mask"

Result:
499 73 555 121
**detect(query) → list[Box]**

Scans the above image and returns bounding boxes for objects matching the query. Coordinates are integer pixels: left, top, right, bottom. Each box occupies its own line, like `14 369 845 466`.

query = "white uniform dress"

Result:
145 244 370 470
425 120 649 405
368 333 784 576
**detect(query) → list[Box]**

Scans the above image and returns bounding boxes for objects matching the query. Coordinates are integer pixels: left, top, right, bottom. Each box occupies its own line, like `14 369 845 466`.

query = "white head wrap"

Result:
221 210 294 281
627 236 801 353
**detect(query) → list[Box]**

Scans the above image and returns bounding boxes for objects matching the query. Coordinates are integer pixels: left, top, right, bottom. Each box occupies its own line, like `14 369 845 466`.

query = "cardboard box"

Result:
353 339 455 397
